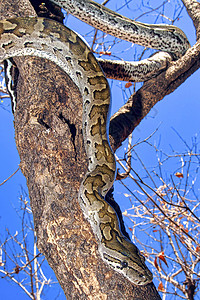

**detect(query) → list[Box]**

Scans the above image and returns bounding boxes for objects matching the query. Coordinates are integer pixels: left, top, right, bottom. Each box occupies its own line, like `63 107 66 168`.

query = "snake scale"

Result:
0 0 190 285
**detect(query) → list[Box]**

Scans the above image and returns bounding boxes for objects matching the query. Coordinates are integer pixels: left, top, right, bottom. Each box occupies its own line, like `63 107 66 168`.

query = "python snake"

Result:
51 0 190 58
0 0 190 286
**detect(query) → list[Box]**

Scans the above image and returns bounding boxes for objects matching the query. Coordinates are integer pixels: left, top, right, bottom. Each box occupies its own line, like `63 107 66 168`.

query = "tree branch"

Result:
181 0 200 39
109 41 200 151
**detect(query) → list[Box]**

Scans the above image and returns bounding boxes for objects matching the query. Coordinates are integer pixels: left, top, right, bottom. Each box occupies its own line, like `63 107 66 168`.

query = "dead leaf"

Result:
154 257 160 271
125 82 132 88
196 246 200 253
99 51 111 56
158 282 165 292
14 265 20 274
175 172 184 178
158 251 168 267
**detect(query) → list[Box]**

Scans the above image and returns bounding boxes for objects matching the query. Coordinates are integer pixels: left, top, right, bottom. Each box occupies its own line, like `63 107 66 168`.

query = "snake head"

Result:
100 237 153 285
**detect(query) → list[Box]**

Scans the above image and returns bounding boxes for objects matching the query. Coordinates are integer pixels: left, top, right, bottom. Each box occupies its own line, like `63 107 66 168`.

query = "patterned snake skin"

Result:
51 0 190 58
0 0 190 285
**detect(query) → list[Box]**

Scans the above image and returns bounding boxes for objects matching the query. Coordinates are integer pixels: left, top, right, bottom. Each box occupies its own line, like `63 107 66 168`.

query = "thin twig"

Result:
0 167 20 186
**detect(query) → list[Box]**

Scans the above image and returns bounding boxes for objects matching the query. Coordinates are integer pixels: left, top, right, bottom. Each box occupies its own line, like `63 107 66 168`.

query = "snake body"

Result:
51 0 190 58
4 58 19 113
0 0 190 286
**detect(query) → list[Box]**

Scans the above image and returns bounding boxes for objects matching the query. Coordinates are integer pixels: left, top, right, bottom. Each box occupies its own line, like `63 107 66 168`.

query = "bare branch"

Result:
182 0 200 39
0 168 20 186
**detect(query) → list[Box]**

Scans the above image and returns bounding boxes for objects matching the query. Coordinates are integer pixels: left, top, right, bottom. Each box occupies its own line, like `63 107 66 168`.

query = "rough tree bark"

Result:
1 0 200 299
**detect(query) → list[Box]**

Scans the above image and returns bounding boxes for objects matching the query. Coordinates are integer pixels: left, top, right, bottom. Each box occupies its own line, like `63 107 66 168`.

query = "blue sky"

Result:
0 1 199 299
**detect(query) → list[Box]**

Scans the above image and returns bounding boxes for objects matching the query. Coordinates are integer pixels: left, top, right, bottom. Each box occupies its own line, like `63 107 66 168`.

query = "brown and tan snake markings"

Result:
0 0 190 285
51 0 190 58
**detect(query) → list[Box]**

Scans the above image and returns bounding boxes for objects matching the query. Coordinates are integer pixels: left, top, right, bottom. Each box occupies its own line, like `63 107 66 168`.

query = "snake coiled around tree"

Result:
0 0 190 286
